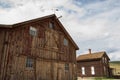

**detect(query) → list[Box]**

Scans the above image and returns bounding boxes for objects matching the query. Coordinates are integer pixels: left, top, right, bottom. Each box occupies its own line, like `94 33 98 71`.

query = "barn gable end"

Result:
0 14 79 80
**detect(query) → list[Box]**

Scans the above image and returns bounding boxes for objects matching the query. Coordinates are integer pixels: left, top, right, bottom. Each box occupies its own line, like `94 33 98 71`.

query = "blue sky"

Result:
0 0 120 61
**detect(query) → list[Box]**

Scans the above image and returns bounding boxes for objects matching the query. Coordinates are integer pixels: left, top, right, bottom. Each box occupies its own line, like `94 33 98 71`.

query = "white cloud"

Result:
109 51 120 61
0 0 120 61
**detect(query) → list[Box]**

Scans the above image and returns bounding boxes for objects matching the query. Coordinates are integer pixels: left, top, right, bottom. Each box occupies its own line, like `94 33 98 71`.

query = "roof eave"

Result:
0 24 12 28
55 16 79 50
77 58 101 62
0 14 79 50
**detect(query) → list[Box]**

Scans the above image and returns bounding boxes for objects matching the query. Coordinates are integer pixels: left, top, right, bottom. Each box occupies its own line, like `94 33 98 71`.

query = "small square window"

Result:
49 22 54 29
29 26 37 36
64 38 68 46
26 57 34 68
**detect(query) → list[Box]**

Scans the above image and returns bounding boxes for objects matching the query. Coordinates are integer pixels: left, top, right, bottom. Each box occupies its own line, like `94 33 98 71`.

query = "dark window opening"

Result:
65 63 69 71
26 57 34 68
49 22 54 29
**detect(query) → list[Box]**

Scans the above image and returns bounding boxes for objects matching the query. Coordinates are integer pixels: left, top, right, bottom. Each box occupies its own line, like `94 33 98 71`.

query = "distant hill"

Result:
110 61 120 64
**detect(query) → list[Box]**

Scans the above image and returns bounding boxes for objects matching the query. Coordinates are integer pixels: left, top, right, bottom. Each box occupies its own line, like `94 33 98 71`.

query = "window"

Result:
102 57 104 63
65 63 69 71
105 57 107 64
81 67 85 75
104 66 106 75
26 57 34 68
91 66 95 75
64 38 68 46
29 26 37 36
49 22 54 29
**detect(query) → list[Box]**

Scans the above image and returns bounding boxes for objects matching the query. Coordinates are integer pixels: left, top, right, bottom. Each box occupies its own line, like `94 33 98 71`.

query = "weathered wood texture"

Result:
0 17 77 80
77 57 110 77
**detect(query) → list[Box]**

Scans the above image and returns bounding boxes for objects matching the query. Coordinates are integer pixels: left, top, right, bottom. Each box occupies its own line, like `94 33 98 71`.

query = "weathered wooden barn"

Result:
0 14 79 80
77 49 110 78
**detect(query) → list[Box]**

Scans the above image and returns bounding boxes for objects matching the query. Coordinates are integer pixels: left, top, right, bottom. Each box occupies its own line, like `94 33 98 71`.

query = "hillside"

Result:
110 61 120 64
109 61 120 75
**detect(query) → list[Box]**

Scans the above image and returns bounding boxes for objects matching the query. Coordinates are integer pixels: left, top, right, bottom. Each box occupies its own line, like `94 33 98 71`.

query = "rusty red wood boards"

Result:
77 52 110 78
0 14 79 80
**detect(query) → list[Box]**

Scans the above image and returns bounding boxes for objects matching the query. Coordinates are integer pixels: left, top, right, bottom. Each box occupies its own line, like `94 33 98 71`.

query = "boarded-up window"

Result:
65 63 69 71
64 38 68 46
81 67 85 75
26 57 34 68
91 66 95 75
29 26 37 36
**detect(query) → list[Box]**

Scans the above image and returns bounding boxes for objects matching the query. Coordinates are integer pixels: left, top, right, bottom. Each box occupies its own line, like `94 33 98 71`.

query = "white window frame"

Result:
91 66 95 75
81 67 85 75
29 26 37 36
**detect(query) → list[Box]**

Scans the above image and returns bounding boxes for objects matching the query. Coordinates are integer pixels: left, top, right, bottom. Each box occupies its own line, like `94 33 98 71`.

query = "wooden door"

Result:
57 68 62 80
65 72 70 80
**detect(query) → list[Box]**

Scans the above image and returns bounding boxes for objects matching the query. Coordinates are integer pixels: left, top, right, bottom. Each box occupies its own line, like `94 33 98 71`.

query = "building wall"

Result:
77 59 110 77
0 30 6 79
77 60 102 77
0 18 77 80
101 55 110 77
0 30 5 69
9 55 75 80
0 29 10 80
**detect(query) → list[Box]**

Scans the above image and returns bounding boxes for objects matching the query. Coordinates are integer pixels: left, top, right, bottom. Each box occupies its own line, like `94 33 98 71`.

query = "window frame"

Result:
104 66 106 75
65 63 69 71
49 22 54 29
29 26 37 36
91 66 95 75
63 38 68 46
105 57 107 64
26 57 34 68
81 67 85 75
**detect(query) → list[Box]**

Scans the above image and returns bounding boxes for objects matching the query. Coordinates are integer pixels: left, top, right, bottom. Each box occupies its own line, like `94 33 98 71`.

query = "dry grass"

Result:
77 77 115 80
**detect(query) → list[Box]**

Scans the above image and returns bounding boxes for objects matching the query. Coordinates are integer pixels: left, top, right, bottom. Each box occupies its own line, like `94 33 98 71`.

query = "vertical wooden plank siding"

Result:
0 18 77 80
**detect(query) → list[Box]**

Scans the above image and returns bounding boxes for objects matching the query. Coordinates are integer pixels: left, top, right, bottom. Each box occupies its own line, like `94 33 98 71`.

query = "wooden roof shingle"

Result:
77 51 109 61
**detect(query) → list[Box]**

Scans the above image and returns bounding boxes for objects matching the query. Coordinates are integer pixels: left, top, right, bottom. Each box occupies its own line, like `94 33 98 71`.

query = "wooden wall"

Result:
0 30 6 79
0 18 77 80
77 58 110 77
0 29 11 80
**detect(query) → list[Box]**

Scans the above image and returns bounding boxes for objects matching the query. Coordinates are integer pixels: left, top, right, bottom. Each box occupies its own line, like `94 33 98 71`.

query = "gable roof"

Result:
77 51 110 61
0 14 79 50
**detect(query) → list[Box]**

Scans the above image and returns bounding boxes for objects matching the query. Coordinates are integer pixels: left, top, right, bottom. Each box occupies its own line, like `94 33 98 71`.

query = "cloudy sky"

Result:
0 0 120 61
